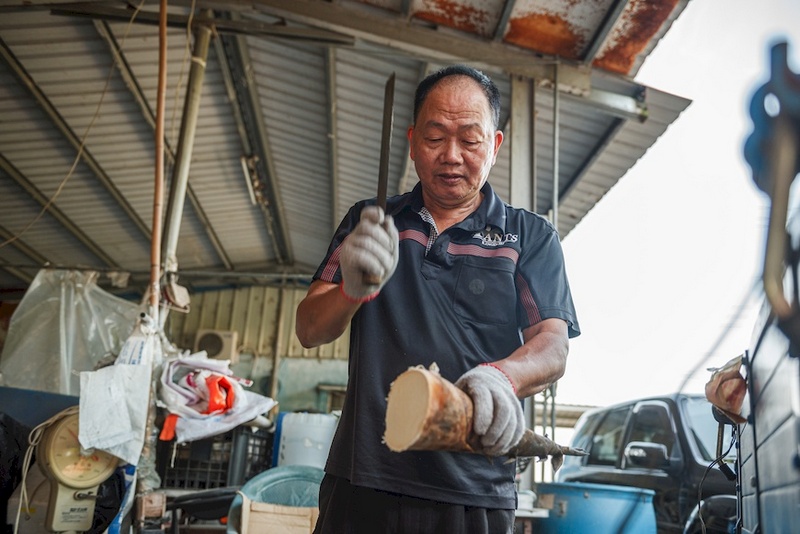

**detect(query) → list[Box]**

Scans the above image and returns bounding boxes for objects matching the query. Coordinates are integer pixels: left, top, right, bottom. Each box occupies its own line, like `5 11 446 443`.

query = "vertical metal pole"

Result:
531 79 538 213
549 64 560 482
269 288 287 419
137 0 168 498
325 47 340 231
552 63 560 229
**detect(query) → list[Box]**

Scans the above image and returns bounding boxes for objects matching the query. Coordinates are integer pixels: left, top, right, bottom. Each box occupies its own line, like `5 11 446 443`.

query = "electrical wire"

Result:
676 278 761 394
694 423 738 534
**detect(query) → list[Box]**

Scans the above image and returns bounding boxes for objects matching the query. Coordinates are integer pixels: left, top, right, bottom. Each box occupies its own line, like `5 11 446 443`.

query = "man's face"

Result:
408 76 503 210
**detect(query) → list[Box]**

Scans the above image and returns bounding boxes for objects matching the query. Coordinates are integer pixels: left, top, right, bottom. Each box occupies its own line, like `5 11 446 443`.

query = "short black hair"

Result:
413 65 501 129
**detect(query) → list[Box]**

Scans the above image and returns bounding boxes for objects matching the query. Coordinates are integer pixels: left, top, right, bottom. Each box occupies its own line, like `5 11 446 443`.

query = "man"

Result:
296 65 580 534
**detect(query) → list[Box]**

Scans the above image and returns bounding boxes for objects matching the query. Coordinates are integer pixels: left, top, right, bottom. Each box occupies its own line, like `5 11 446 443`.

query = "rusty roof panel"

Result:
504 0 610 60
351 0 686 77
410 0 501 37
594 0 681 74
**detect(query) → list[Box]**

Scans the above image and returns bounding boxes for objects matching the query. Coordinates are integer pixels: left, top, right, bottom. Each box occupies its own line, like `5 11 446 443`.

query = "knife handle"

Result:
363 272 382 286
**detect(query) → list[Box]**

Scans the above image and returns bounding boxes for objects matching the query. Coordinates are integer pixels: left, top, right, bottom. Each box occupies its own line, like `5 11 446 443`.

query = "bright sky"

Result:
556 0 800 407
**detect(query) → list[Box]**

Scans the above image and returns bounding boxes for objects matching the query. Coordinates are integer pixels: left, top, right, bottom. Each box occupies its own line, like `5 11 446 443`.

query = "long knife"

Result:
364 72 396 286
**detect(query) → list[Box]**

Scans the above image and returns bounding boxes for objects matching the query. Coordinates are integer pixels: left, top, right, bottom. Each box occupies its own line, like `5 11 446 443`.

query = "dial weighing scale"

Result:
36 411 119 532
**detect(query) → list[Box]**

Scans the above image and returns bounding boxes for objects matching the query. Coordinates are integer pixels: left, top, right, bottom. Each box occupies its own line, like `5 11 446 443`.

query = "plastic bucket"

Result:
532 482 657 534
272 412 338 470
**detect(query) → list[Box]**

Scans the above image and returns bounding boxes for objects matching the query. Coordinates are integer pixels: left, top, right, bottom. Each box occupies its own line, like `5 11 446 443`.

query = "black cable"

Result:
695 426 737 534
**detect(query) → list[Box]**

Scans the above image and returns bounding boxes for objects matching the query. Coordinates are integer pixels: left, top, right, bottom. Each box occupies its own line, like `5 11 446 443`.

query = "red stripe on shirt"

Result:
446 243 520 264
320 245 342 282
516 272 541 325
400 229 429 247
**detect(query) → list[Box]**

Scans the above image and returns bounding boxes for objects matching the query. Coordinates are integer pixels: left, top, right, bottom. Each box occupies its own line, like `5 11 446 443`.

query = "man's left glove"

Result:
455 364 525 456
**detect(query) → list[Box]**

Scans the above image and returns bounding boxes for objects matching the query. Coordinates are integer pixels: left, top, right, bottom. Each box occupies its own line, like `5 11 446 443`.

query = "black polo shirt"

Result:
313 182 580 509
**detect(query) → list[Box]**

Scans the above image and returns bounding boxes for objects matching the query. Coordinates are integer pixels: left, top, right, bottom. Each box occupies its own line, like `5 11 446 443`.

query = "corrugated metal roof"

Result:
0 0 691 300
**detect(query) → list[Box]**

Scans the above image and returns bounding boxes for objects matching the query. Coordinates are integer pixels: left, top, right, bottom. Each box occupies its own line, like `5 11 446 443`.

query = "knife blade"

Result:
364 72 396 286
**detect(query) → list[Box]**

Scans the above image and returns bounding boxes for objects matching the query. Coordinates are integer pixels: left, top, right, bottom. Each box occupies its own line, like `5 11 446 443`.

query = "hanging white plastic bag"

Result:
79 314 162 464
79 363 151 465
116 313 160 366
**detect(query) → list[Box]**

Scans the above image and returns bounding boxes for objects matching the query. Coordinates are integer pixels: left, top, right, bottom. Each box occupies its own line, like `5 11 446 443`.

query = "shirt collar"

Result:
390 181 507 233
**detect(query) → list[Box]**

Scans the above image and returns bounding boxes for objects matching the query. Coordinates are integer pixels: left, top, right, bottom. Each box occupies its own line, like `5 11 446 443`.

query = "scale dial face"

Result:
39 412 119 489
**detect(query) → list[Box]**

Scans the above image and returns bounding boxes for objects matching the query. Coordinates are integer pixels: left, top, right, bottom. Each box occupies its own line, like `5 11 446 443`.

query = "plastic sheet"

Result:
0 270 141 395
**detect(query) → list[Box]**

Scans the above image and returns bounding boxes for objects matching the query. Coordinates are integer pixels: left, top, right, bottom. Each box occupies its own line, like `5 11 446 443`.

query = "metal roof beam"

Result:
215 12 293 264
0 154 119 268
573 87 647 122
47 2 355 45
492 0 517 42
0 224 50 267
0 38 153 242
0 260 34 285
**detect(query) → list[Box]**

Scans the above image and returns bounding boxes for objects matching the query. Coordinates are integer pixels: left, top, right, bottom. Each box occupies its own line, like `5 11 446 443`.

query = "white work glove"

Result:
339 205 399 302
455 364 525 456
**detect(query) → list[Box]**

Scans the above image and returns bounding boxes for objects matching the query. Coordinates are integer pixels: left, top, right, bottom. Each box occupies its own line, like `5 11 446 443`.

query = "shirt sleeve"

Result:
313 202 364 284
515 221 581 338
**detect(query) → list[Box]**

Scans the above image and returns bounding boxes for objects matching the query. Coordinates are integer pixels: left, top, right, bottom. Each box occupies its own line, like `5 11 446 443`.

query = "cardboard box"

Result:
136 491 167 523
239 495 319 534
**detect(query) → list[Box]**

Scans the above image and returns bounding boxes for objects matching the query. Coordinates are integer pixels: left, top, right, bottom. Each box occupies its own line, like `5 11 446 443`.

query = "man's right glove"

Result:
455 363 525 456
339 205 399 302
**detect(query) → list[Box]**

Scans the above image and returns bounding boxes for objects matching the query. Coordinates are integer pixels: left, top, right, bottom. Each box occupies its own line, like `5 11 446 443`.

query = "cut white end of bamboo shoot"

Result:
384 366 474 453
384 368 431 452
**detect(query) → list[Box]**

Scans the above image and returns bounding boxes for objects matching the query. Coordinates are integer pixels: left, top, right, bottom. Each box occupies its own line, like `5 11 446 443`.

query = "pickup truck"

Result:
555 393 736 533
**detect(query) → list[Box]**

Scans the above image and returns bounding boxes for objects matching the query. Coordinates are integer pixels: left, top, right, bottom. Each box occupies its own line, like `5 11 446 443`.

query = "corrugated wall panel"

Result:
166 286 348 360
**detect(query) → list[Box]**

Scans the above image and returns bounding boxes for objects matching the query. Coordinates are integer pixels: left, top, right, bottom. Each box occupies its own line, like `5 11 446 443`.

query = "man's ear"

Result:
407 125 415 160
492 129 504 164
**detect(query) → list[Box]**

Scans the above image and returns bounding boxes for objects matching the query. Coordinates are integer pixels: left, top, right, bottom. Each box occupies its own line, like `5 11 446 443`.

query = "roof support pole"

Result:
162 11 213 273
325 47 340 232
509 75 535 212
551 63 560 230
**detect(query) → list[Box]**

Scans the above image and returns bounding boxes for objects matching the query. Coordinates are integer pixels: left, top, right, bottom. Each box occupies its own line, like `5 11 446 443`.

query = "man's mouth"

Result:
437 173 463 182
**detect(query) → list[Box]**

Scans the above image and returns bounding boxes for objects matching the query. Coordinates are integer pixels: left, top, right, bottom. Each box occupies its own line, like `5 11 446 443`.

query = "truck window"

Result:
681 396 736 462
587 407 630 465
628 403 676 457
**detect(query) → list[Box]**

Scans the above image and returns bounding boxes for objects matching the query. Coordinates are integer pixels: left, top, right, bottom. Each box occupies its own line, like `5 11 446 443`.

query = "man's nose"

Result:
440 139 462 163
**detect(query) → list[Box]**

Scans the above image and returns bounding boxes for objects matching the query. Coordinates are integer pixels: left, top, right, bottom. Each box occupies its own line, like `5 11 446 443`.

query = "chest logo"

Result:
472 229 518 247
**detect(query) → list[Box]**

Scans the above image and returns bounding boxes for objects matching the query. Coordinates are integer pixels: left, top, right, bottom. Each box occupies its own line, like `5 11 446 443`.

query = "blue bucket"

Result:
531 482 657 534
